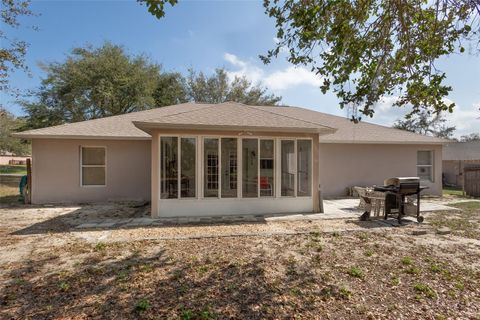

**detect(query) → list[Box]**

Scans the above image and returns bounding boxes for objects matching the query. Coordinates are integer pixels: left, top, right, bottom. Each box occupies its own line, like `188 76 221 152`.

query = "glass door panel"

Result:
260 140 274 197
221 138 238 198
160 137 178 199
180 138 196 198
242 139 258 197
281 140 295 196
204 138 219 197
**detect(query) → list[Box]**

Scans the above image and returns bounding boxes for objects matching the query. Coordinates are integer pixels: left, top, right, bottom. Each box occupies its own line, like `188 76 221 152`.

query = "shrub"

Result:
414 283 436 298
401 256 413 266
58 282 70 291
347 266 364 279
135 298 150 313
94 242 107 251
339 287 352 299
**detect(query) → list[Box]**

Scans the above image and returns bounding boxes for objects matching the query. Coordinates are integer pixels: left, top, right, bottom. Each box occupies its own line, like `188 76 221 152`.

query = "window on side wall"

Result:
81 147 106 186
417 150 433 182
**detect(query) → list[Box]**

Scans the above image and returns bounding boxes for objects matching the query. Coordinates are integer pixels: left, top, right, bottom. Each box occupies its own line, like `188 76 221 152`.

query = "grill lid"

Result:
384 177 420 186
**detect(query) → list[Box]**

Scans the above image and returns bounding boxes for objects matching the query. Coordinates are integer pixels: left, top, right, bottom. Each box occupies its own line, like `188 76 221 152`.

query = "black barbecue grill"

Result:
360 177 427 223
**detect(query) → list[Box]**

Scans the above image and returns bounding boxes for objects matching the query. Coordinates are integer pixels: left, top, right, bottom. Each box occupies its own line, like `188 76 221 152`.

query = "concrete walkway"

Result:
73 198 458 230
321 198 457 219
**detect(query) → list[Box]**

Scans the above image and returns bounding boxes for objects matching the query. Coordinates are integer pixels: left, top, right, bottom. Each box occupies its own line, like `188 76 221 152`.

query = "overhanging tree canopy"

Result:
140 0 479 121
21 42 161 129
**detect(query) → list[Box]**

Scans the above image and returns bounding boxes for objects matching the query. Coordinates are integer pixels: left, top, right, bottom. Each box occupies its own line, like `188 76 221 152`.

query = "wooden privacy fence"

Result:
464 167 480 197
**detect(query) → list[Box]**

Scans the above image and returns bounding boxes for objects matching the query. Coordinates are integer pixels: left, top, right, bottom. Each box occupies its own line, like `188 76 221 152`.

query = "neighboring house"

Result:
443 141 480 188
14 102 445 217
0 151 31 165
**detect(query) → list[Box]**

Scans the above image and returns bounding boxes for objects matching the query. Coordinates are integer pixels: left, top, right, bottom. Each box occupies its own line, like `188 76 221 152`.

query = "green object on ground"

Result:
19 175 28 198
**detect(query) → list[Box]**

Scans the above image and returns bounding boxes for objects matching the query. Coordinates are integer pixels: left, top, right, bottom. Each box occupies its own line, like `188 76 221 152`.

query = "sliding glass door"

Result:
221 138 238 198
180 138 196 198
204 138 219 198
281 140 295 196
297 140 312 197
260 140 274 197
242 139 258 197
160 137 178 199
161 136 196 199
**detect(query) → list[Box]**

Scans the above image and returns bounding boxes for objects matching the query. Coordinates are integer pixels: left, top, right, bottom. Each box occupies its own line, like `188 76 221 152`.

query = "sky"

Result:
2 0 479 137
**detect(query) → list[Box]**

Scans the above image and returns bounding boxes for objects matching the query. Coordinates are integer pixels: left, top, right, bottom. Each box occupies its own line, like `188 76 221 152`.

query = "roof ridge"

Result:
246 104 337 131
140 103 219 122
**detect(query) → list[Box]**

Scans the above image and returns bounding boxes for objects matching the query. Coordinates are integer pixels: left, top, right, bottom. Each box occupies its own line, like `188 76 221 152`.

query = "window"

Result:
297 140 312 196
417 150 433 182
242 139 258 197
281 140 295 196
181 138 196 198
260 140 274 197
160 137 196 199
204 138 219 197
81 147 106 186
221 138 238 198
160 137 178 199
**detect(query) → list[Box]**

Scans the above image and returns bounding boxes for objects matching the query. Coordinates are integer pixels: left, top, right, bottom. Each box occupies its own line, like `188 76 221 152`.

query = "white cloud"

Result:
371 97 480 138
223 53 322 91
263 67 323 90
223 53 264 84
224 53 247 68
444 103 480 135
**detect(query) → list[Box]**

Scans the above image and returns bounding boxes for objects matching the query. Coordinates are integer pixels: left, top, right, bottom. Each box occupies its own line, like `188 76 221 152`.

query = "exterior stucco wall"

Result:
31 139 151 204
318 143 443 198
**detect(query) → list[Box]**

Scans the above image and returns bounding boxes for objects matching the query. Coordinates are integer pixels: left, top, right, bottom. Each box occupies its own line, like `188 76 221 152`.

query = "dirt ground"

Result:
0 200 479 319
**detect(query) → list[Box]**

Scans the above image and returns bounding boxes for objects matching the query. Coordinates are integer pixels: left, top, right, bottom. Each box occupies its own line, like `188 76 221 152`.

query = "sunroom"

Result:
133 103 335 217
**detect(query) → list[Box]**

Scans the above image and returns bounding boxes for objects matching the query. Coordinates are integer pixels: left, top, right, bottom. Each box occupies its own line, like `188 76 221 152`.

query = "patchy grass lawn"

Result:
0 165 26 175
0 186 22 205
0 203 479 319
443 187 465 197
428 201 480 239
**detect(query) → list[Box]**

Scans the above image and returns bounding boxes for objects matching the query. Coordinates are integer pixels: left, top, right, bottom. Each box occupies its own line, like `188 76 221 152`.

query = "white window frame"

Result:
280 139 297 197
159 135 198 200
417 150 434 182
297 139 313 197
259 139 275 198
179 137 198 199
203 137 220 199
80 146 106 187
158 135 313 200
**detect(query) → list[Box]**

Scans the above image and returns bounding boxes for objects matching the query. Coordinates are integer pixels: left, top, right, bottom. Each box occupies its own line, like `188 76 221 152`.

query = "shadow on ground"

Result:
9 201 273 236
4 200 417 237
0 242 324 319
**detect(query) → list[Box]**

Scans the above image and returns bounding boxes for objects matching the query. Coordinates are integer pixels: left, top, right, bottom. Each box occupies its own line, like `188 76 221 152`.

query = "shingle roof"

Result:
14 102 446 144
248 105 447 144
14 103 208 140
443 141 480 161
133 102 334 133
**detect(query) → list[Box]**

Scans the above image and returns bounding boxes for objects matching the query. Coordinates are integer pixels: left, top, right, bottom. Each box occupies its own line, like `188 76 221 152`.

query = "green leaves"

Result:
20 42 281 130
138 0 178 19
0 108 30 156
262 0 479 120
393 109 456 139
185 68 281 106
1 0 36 92
21 42 161 129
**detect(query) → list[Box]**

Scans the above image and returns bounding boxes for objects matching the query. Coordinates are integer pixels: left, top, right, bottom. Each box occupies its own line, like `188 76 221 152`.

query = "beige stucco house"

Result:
15 102 445 217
